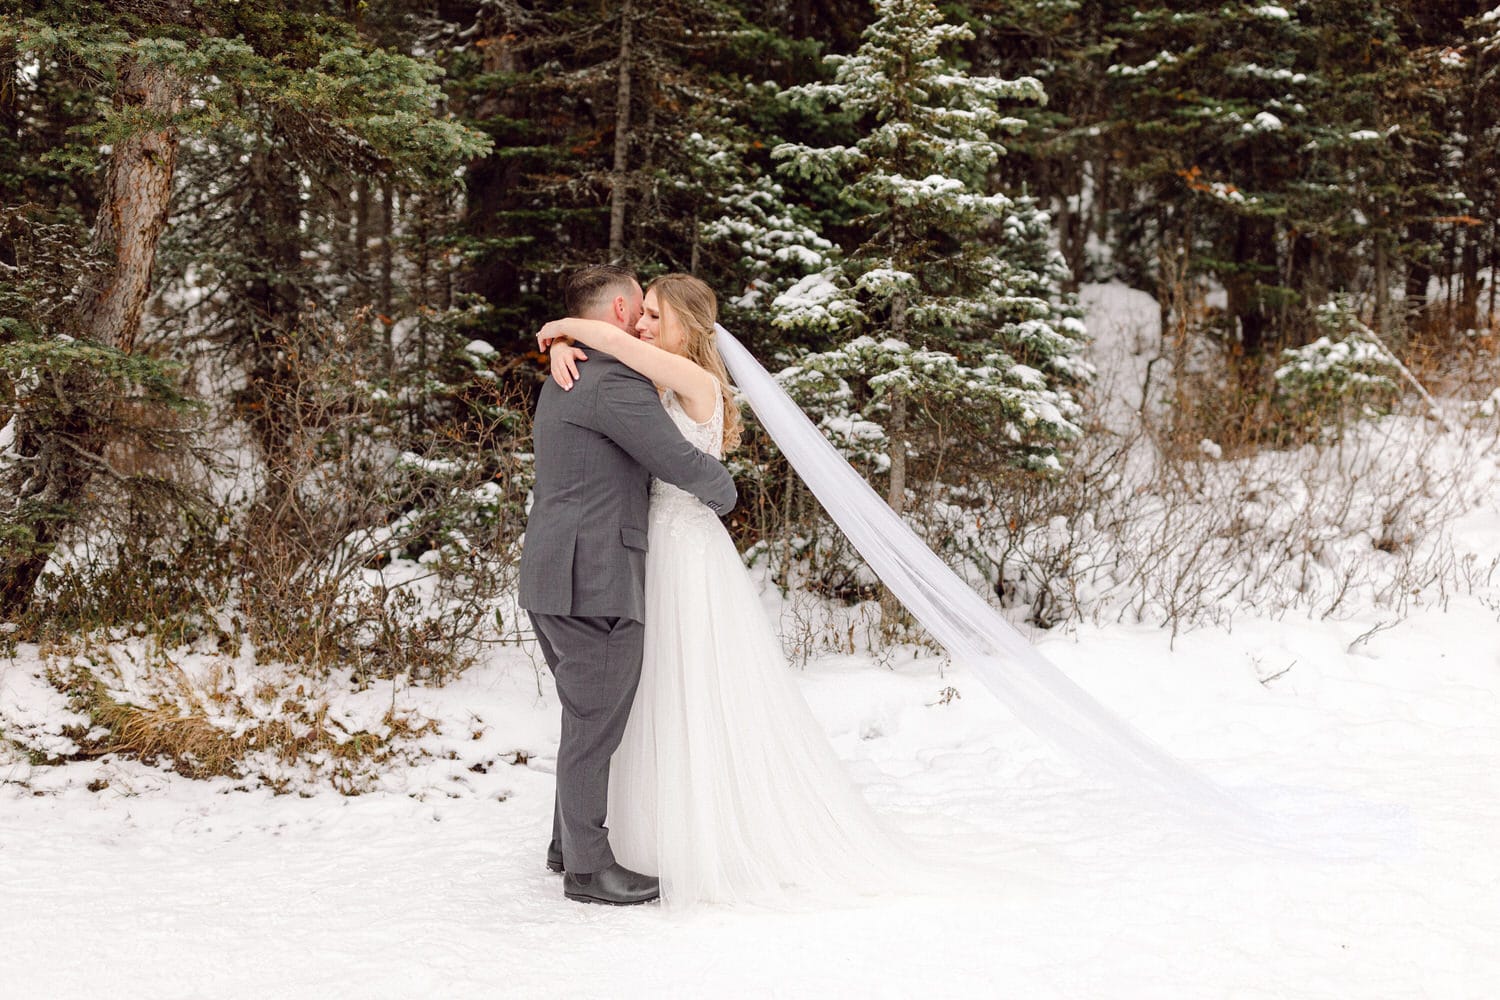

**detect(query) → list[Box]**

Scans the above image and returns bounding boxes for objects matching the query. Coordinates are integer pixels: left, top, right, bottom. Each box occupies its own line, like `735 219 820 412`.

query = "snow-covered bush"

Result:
1274 299 1400 430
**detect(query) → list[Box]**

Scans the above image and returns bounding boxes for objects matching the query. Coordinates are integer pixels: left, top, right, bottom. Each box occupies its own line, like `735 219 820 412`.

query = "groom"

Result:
519 264 738 905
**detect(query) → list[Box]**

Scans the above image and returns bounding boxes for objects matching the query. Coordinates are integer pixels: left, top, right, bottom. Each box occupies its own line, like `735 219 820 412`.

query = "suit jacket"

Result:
518 350 737 622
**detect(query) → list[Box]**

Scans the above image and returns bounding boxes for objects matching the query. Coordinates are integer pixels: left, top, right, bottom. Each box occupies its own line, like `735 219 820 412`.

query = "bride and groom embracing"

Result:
519 265 914 908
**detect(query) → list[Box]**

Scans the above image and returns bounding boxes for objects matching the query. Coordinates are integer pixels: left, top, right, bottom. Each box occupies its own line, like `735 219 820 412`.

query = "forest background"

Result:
2 0 1498 781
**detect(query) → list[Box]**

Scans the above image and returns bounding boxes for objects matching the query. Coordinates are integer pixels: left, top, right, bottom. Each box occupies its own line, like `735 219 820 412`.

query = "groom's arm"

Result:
592 366 737 516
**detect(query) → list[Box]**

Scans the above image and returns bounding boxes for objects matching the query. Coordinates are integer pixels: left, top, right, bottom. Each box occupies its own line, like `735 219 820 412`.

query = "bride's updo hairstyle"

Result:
648 273 744 453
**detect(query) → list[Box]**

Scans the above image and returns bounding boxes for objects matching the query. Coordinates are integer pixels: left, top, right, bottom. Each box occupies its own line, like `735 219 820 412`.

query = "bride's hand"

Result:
536 320 571 352
549 343 588 390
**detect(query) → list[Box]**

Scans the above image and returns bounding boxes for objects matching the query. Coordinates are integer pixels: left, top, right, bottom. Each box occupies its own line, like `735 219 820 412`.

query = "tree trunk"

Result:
880 290 909 628
884 392 908 520
1052 161 1085 291
689 214 700 276
1460 223 1481 333
1 57 181 614
608 0 634 262
1489 219 1498 328
234 138 307 540
0 39 15 145
0 38 18 267
1373 237 1389 336
73 59 181 353
879 390 908 628
1226 216 1276 355
380 183 395 318
1284 229 1324 347
354 176 371 298
1404 219 1433 330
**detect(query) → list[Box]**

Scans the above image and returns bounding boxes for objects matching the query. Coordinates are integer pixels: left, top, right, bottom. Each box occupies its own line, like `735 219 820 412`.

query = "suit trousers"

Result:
527 611 645 874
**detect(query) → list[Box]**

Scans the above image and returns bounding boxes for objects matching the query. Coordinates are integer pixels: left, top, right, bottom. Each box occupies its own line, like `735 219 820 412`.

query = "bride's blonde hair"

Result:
648 273 743 453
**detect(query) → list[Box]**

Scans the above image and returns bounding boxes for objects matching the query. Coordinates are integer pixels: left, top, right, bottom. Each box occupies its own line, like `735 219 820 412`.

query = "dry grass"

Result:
43 649 437 793
1404 310 1500 400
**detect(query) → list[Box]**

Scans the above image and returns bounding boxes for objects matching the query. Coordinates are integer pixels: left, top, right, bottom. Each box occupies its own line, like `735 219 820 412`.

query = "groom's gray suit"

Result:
520 349 736 875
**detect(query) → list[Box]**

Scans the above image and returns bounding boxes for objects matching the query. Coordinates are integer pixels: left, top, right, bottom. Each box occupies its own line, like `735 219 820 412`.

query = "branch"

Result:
58 435 131 481
1363 329 1456 433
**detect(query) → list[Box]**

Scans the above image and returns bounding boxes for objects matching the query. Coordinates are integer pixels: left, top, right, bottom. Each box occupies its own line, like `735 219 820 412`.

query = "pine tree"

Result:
771 0 1089 498
768 0 1089 623
1477 6 1500 327
939 0 1142 288
669 120 836 345
448 0 796 343
1448 3 1500 331
1103 1 1449 353
0 2 489 615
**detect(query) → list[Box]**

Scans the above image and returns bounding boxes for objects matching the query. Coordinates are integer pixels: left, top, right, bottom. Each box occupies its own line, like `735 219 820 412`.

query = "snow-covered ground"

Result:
4 285 1499 999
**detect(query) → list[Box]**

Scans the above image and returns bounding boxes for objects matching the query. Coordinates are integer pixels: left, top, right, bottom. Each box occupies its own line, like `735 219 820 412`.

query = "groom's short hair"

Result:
563 264 638 318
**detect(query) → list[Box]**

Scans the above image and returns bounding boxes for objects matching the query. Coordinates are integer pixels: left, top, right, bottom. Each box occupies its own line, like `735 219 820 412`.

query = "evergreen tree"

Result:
942 0 1142 288
674 120 836 345
1478 5 1500 320
769 0 1089 621
1103 1 1449 353
448 0 796 343
771 0 1089 499
0 2 488 615
1446 3 1500 330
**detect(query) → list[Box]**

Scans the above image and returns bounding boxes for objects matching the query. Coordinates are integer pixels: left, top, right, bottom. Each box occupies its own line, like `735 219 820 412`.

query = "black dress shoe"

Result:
546 841 564 874
563 863 660 906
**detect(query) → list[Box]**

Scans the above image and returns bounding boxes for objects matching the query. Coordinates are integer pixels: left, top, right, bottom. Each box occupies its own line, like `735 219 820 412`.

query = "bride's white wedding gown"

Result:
606 386 914 907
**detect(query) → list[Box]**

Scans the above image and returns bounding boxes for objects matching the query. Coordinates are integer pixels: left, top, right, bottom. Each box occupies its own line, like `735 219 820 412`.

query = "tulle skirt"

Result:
606 489 916 908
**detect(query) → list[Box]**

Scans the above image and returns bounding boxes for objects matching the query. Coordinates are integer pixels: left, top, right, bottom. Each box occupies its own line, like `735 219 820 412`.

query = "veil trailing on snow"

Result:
714 323 1259 829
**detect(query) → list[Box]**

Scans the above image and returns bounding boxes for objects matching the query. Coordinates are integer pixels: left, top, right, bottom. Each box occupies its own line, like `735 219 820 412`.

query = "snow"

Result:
771 270 862 333
1247 111 1285 132
1107 51 1179 77
1204 179 1256 204
6 598 1499 997
1236 64 1308 85
5 283 1500 997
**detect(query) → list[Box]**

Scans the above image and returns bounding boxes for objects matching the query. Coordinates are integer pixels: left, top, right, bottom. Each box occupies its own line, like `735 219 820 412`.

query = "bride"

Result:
537 274 917 907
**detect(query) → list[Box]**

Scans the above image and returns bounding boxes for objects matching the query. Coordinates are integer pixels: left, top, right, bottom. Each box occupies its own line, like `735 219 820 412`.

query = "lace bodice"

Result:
651 386 724 525
660 386 723 459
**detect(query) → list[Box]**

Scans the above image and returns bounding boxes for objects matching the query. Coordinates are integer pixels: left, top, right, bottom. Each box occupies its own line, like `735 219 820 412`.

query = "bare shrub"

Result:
731 305 1499 648
9 306 536 786
981 305 1500 635
222 315 532 683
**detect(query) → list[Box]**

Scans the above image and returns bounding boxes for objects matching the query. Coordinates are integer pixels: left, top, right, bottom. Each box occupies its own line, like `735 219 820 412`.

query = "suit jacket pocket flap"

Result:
621 527 649 551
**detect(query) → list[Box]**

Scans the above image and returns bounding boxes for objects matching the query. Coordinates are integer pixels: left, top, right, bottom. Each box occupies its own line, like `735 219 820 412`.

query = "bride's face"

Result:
635 289 685 355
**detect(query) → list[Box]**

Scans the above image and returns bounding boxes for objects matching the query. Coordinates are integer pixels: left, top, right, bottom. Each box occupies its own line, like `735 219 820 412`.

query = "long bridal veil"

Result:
714 323 1262 833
